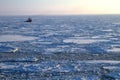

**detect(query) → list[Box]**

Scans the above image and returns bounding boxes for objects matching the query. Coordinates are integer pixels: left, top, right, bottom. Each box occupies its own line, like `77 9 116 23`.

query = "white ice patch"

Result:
113 22 120 25
0 63 19 69
91 36 101 39
57 45 69 48
111 45 120 47
63 37 109 44
46 48 63 52
0 46 18 52
110 38 118 40
92 35 113 39
32 41 53 45
102 29 113 32
107 47 120 52
103 66 120 70
107 45 120 52
81 60 120 64
0 35 37 42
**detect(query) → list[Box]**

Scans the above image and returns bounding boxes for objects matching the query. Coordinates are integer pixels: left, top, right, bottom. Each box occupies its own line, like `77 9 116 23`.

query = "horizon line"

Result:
0 14 120 16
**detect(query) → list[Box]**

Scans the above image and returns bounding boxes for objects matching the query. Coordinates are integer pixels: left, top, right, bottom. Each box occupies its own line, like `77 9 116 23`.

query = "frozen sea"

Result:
0 15 120 80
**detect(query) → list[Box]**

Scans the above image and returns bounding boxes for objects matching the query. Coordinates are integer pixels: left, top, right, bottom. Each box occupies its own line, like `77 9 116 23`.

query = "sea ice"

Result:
0 35 37 42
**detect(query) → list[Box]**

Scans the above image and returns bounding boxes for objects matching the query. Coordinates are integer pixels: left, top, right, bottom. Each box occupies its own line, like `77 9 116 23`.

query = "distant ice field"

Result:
0 15 120 54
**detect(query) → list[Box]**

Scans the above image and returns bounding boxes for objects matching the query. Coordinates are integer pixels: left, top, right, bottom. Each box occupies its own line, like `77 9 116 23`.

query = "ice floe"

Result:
63 37 109 44
0 46 18 52
0 35 37 42
107 47 120 52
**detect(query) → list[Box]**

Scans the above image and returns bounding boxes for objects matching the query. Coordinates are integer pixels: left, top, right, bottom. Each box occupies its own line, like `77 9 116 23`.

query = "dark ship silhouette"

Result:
25 18 32 22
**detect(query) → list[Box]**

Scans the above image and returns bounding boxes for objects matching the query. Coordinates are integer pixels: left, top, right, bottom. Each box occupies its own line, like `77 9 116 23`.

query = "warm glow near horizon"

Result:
0 0 120 15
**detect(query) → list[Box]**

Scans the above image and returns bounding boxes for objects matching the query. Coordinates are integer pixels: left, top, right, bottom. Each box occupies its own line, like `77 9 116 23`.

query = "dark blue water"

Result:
0 15 120 79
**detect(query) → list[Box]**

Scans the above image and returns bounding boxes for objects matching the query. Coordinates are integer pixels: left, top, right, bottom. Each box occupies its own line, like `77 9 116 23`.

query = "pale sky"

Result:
0 0 120 15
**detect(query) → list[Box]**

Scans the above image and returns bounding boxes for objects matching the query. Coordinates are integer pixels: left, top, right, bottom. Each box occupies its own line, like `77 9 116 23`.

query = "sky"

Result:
0 0 120 15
